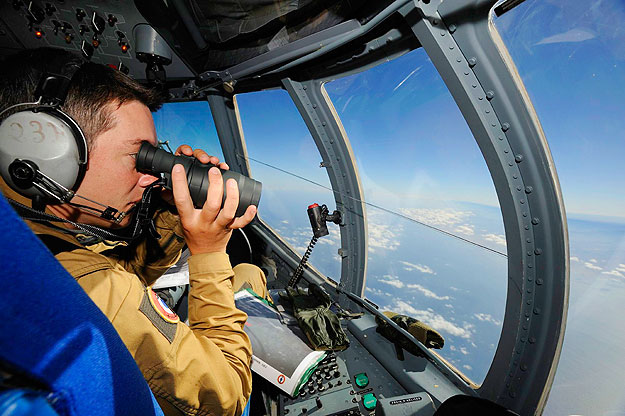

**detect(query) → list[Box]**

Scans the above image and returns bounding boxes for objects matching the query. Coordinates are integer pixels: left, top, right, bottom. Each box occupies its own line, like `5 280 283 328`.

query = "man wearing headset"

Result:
0 47 267 415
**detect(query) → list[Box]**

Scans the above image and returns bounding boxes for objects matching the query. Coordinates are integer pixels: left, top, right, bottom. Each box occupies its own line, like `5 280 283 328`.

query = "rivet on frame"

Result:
532 218 540 225
515 154 524 163
502 123 510 132
486 90 495 100
468 57 477 67
525 186 533 194
536 278 543 285
534 248 542 255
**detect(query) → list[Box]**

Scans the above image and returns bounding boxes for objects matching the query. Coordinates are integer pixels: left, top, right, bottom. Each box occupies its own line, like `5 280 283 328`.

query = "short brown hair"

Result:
0 47 164 151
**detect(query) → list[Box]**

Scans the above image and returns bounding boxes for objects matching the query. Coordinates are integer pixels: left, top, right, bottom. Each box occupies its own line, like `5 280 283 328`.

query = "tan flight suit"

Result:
1 181 267 416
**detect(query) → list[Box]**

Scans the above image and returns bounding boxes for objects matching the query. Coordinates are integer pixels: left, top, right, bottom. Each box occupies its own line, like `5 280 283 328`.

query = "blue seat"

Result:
0 193 164 416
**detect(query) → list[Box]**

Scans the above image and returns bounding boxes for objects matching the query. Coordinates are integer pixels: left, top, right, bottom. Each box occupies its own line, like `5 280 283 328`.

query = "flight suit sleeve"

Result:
78 252 252 416
118 209 186 285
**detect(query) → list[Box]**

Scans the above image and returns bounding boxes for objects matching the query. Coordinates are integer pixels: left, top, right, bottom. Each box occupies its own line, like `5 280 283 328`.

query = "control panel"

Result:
279 329 407 415
0 0 194 80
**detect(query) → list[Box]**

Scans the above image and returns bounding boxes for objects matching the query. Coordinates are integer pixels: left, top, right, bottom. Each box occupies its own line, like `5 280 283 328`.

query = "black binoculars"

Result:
136 142 261 217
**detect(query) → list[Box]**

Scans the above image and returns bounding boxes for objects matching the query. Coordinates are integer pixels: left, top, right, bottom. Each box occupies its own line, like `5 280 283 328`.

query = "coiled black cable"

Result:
288 236 318 287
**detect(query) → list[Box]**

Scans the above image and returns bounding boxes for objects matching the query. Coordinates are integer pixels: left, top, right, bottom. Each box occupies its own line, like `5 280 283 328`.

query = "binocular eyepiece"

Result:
136 142 261 217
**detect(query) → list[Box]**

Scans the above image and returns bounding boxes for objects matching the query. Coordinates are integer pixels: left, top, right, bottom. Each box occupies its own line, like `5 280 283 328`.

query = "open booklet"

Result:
234 289 326 397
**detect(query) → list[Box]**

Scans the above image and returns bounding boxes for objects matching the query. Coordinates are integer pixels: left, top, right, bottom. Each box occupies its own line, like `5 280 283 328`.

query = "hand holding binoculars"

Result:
136 142 262 217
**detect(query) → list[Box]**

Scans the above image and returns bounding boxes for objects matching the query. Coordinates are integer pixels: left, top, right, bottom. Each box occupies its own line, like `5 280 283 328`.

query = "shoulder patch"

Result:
139 287 179 343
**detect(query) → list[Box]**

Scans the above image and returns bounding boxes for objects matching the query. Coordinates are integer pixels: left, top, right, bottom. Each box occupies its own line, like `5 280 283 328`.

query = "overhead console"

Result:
0 0 194 81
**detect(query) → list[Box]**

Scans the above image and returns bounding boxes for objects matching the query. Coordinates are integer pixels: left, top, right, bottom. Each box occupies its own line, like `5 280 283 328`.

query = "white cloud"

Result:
399 207 474 228
445 304 454 309
460 347 469 355
379 274 405 289
387 300 473 339
590 259 598 263
483 233 506 247
368 222 401 252
616 264 625 273
570 256 580 262
454 224 475 236
405 283 450 300
536 28 596 46
400 261 436 275
463 365 472 371
602 270 624 278
365 287 384 296
584 262 603 271
474 313 502 326
281 220 289 224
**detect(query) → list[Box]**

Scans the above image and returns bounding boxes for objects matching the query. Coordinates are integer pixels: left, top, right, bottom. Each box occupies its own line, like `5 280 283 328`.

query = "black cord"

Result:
288 236 318 287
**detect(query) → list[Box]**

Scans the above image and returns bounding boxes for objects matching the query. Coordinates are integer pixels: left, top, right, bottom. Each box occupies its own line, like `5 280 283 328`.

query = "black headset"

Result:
0 52 88 206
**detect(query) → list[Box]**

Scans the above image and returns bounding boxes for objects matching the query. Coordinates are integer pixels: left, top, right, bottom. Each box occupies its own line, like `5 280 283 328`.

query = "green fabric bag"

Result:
282 284 349 351
376 311 444 352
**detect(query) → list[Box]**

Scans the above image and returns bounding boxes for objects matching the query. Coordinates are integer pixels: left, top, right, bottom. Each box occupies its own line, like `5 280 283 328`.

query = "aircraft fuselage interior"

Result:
0 0 569 415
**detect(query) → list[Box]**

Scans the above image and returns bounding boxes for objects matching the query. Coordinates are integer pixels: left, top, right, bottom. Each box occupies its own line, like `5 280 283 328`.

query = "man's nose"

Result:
137 172 161 188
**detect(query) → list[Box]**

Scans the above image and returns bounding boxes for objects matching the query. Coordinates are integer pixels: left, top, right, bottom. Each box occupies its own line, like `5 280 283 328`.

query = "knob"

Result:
27 1 45 23
75 8 86 21
80 40 94 58
91 11 105 34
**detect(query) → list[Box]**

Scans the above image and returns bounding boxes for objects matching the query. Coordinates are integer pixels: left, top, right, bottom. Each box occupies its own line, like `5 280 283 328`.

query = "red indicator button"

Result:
35 30 43 39
308 203 319 209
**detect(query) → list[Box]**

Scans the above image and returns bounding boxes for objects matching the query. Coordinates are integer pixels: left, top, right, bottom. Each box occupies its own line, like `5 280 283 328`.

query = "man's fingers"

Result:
192 148 213 164
175 144 193 156
201 167 223 221
171 164 194 217
217 178 239 226
229 205 257 229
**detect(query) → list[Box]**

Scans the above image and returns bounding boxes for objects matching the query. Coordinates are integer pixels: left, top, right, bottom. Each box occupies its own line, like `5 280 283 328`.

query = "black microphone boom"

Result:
135 142 262 217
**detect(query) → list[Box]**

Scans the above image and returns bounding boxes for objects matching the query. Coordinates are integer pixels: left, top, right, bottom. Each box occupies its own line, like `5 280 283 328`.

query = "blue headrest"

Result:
0 193 163 416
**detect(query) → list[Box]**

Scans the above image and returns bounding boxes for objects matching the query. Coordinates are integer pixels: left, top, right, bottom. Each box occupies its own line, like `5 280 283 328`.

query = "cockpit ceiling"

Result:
137 0 394 72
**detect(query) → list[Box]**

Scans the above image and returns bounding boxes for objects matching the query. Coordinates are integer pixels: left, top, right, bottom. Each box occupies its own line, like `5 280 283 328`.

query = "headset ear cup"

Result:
42 107 89 189
0 108 88 202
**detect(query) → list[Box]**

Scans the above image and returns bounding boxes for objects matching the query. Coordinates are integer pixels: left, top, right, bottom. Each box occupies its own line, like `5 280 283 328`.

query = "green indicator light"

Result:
354 372 369 388
362 393 377 410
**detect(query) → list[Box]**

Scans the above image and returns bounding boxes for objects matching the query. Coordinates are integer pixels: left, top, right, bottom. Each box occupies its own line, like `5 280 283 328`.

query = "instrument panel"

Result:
278 326 437 416
0 0 194 81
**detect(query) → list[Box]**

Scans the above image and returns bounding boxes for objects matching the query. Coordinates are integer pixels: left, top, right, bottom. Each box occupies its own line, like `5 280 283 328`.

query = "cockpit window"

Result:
236 90 342 282
152 101 224 161
494 1 625 414
324 47 507 384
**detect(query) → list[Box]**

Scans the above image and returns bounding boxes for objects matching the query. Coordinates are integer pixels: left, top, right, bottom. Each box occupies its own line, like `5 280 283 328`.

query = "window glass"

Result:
494 1 625 415
152 101 224 161
325 48 507 384
236 90 341 281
